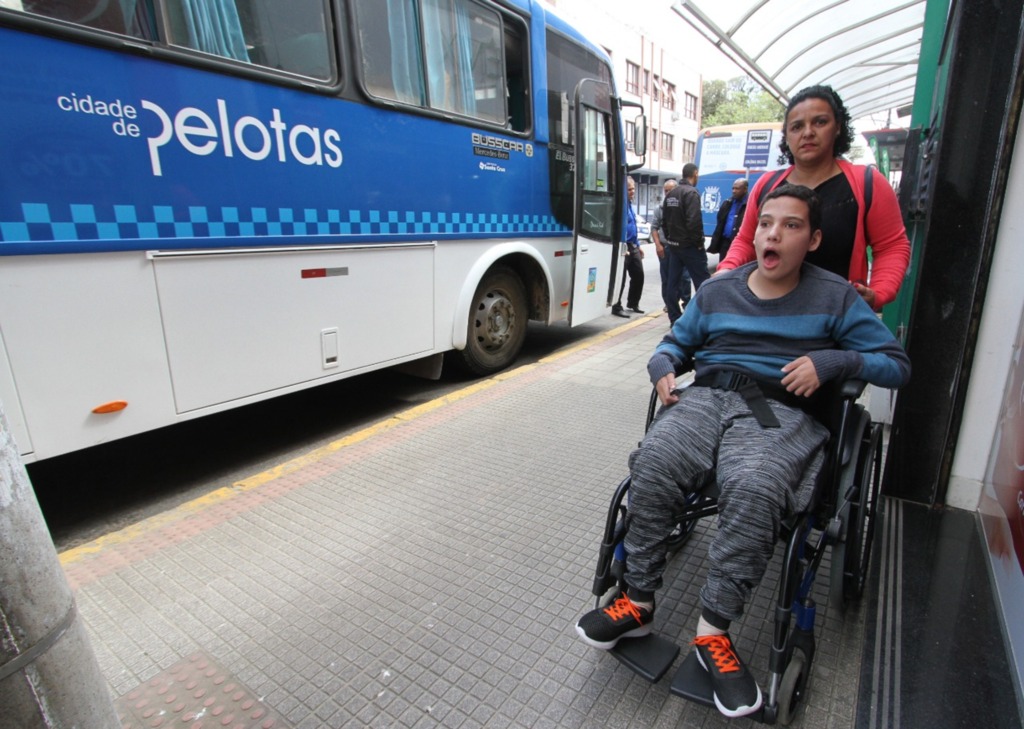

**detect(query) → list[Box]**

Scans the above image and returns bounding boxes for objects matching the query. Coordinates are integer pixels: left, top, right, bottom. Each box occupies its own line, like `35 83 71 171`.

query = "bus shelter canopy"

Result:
672 0 927 120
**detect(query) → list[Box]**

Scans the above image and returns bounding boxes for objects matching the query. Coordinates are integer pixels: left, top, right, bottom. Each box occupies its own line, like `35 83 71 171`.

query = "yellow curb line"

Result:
59 313 658 565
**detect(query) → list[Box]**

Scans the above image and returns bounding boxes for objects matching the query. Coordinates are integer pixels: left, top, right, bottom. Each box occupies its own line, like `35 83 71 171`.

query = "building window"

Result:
625 120 636 150
663 81 676 111
652 74 660 103
643 69 651 95
650 127 658 152
682 139 696 162
662 133 674 160
684 92 698 120
626 61 640 95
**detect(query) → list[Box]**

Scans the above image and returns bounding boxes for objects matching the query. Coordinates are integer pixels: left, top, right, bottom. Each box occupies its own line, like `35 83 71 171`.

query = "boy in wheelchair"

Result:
575 185 910 718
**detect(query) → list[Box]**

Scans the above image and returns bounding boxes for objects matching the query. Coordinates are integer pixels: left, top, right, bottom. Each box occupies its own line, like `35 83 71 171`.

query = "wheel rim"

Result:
778 648 809 725
473 289 517 353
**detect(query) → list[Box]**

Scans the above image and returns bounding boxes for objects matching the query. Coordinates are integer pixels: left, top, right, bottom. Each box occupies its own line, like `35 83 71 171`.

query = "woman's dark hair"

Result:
778 85 855 165
760 184 822 232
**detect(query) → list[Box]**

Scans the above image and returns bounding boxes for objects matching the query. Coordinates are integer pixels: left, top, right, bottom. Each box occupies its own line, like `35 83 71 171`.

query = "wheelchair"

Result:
587 375 884 725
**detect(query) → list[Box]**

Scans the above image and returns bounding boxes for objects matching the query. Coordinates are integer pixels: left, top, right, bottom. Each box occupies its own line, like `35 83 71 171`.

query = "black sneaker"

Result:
692 634 763 718
575 594 653 649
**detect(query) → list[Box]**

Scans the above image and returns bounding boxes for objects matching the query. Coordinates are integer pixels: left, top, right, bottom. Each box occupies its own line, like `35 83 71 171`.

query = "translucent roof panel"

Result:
672 0 927 119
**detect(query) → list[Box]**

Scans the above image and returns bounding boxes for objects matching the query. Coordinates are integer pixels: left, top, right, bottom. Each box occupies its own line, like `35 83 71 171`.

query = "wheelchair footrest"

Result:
610 634 681 683
670 652 769 722
669 651 716 707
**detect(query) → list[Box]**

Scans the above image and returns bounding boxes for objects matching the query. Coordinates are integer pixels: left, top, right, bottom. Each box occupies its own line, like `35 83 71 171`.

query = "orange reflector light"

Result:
560 300 569 308
92 400 128 414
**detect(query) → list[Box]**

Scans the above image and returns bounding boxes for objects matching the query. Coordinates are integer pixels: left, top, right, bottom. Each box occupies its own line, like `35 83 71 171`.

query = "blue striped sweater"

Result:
648 262 911 389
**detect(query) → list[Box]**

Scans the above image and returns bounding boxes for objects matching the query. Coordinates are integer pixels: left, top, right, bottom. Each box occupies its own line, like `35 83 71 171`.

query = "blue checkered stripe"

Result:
1 203 566 243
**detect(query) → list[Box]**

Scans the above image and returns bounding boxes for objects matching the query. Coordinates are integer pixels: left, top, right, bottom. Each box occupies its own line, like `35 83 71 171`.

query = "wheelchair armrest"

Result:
840 379 867 399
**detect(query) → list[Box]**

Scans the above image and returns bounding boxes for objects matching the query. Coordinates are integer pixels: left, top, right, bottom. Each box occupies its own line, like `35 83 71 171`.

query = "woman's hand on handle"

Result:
852 282 877 310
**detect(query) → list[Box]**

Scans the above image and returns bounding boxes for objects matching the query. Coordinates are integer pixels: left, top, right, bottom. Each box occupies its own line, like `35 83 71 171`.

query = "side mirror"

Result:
633 113 647 158
619 98 646 170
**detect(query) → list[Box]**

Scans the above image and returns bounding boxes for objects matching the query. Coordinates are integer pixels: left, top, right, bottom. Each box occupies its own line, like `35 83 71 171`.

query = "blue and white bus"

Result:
0 0 644 462
694 122 785 237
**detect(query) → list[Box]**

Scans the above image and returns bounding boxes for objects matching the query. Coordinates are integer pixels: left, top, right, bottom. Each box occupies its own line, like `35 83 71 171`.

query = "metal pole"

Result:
0 401 119 728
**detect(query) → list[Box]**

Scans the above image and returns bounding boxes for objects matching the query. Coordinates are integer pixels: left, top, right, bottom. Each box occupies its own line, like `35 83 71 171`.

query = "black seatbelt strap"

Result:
693 371 782 428
734 378 781 428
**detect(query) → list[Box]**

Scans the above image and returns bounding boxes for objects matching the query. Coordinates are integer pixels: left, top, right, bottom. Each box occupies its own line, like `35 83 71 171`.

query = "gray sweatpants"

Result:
624 386 828 622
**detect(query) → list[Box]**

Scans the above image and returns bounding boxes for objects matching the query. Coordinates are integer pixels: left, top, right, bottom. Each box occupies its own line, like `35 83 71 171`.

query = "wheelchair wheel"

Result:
843 422 884 599
777 647 810 725
665 492 705 553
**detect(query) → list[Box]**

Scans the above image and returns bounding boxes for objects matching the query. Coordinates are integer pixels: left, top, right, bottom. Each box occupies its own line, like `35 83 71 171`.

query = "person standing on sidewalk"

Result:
660 163 709 324
613 177 646 317
650 179 691 314
709 178 749 261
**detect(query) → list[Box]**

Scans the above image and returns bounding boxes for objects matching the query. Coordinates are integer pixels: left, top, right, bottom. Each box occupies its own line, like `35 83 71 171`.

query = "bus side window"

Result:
163 1 248 62
163 0 334 80
353 0 512 129
352 0 426 105
235 0 332 80
504 19 528 133
17 0 157 38
424 0 505 124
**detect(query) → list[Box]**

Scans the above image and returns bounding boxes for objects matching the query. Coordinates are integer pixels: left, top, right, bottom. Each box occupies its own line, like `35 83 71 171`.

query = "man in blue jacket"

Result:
613 177 646 317
709 177 749 261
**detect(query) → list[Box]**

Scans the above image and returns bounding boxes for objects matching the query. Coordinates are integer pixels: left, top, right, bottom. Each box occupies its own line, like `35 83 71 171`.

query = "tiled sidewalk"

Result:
61 292 868 728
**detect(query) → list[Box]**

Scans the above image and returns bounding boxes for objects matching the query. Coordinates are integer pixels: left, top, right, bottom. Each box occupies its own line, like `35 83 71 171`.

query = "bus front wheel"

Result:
456 267 528 376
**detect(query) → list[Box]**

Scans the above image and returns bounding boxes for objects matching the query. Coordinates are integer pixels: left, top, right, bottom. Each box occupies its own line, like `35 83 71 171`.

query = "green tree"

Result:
701 77 784 128
702 79 730 123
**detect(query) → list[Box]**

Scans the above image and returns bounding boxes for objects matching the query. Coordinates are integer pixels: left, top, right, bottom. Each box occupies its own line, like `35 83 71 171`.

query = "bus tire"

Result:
456 266 528 376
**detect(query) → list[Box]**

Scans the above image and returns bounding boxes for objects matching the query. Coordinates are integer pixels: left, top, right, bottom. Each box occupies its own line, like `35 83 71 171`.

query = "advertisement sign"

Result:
694 125 785 236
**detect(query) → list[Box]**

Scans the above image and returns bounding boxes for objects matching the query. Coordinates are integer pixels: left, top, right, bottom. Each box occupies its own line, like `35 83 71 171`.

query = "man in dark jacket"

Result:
709 178 749 261
661 163 709 324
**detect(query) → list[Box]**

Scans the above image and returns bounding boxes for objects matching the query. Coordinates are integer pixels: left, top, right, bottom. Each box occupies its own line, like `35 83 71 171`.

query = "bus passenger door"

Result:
569 79 620 326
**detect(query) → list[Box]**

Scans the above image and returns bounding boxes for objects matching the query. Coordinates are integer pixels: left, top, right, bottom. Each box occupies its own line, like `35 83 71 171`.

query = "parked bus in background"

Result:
694 122 785 237
0 0 644 462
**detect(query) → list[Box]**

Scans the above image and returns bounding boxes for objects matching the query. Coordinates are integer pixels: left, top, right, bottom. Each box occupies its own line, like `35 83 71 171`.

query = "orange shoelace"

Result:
693 634 741 673
603 595 645 622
